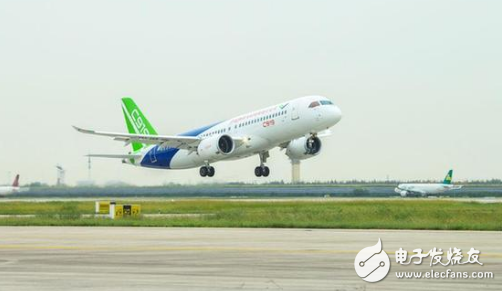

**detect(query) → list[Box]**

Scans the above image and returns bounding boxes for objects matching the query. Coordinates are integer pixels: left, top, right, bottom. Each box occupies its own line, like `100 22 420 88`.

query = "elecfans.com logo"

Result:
354 238 391 283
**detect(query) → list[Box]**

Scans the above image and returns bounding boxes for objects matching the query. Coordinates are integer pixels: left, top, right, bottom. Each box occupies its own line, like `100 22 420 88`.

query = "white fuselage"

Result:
395 183 462 197
132 96 342 170
0 186 19 196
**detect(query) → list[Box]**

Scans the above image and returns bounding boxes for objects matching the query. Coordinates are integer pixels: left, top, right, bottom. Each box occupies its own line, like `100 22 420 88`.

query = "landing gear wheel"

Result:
207 166 215 177
255 151 270 178
199 167 208 177
262 166 270 177
254 166 263 177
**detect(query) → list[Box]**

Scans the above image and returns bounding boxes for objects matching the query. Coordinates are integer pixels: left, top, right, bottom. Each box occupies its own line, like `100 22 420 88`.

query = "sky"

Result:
0 0 501 185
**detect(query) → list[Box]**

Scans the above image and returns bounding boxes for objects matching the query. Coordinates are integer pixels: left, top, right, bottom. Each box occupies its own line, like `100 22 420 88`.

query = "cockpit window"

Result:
308 101 320 108
320 100 333 105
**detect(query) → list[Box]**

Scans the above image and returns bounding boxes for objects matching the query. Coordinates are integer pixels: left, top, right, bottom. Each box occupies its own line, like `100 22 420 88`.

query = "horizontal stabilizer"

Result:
86 154 141 159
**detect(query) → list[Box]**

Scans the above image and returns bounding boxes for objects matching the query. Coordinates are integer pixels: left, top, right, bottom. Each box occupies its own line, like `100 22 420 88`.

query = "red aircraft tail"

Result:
12 175 19 187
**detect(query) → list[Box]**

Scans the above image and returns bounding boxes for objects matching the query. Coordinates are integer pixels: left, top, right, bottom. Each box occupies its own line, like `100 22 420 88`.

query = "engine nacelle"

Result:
394 187 408 197
285 136 322 160
197 135 235 161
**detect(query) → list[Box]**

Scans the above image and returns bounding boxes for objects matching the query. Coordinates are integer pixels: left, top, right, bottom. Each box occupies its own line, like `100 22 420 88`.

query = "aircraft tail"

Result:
443 170 453 184
12 174 19 187
121 97 158 152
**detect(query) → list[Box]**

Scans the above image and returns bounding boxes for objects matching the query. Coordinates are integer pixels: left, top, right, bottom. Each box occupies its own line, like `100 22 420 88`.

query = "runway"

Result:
11 185 502 199
0 227 500 290
1 197 502 203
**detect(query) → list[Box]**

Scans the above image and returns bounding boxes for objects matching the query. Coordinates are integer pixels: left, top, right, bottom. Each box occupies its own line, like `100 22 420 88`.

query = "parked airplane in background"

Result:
0 175 22 196
395 170 462 197
74 96 342 177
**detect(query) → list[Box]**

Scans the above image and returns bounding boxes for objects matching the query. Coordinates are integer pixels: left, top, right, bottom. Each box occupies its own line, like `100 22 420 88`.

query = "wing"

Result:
87 154 142 159
73 126 201 150
408 189 427 195
397 186 427 196
316 129 332 138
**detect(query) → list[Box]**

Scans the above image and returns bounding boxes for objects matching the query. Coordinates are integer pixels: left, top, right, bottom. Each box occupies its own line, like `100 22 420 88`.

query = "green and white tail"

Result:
121 97 158 152
443 170 453 184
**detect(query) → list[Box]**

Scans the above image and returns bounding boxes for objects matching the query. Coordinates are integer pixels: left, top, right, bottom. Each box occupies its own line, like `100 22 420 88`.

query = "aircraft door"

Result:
149 146 158 163
291 103 300 120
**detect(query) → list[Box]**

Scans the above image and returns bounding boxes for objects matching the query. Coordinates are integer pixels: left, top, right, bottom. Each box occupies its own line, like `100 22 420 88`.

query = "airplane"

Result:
74 96 342 177
0 174 22 196
394 170 463 197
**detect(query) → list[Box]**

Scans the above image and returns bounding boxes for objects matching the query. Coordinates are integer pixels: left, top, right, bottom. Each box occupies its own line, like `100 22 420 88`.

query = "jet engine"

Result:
285 136 322 160
197 135 235 160
394 188 408 197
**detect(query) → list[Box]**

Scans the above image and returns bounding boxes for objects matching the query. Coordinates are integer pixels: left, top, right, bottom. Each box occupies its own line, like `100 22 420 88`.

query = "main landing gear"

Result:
199 165 215 177
254 165 270 177
255 151 270 177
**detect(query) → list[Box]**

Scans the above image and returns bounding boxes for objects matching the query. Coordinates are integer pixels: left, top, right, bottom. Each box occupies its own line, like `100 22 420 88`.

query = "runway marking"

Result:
0 244 356 254
0 244 501 258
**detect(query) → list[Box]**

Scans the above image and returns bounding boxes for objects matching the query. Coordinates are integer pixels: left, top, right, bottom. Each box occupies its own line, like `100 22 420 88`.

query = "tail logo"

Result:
12 175 20 187
354 238 390 282
131 109 151 135
278 103 289 110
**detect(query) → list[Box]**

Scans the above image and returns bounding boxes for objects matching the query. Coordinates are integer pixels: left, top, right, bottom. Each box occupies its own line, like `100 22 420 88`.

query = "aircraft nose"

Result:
328 105 342 125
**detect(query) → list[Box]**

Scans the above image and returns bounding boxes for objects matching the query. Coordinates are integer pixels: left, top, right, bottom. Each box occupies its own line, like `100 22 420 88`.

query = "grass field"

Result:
0 200 500 230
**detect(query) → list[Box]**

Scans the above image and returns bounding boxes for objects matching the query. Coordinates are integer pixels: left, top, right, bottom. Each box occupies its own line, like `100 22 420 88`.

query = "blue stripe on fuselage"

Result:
140 122 221 169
